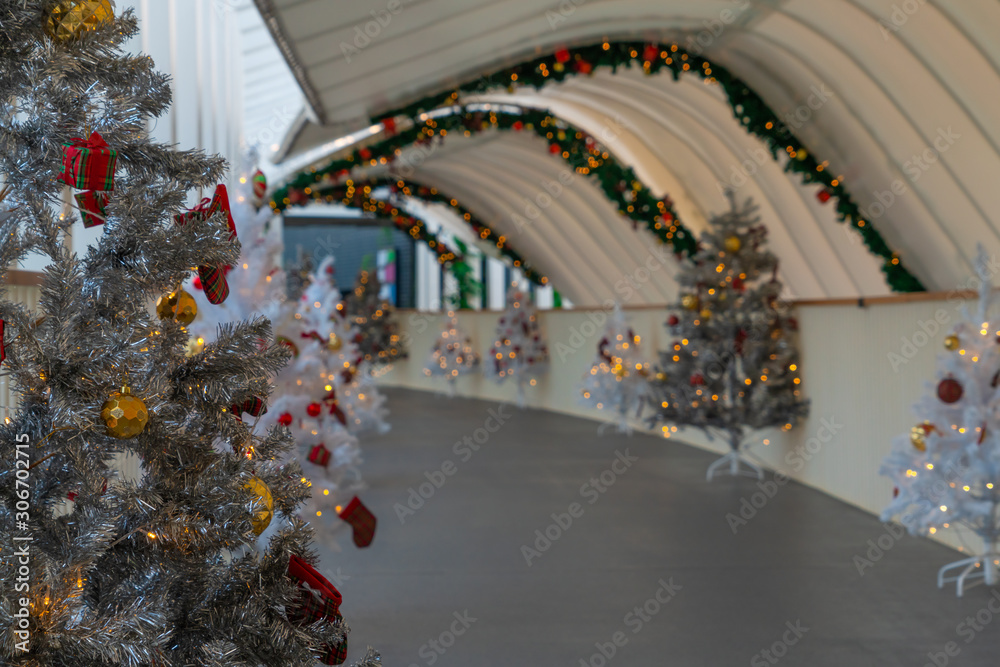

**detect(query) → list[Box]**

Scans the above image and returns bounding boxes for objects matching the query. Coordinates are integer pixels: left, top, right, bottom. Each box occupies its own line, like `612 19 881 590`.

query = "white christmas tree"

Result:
488 286 548 407
296 257 391 435
187 153 286 351
424 311 481 395
261 258 366 544
881 246 1000 596
578 304 651 433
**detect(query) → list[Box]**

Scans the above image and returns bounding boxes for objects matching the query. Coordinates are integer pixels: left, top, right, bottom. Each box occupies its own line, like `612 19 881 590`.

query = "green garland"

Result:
372 41 924 292
271 107 697 260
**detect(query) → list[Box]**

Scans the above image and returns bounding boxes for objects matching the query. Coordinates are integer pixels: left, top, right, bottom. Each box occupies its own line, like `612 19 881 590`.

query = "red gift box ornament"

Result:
338 496 377 548
60 132 117 191
308 443 331 467
174 184 237 304
74 190 110 228
286 554 348 665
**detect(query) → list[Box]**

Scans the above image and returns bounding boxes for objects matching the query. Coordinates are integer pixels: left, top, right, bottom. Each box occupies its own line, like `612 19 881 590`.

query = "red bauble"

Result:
668 314 679 326
690 373 705 386
643 44 660 62
937 377 963 404
817 189 832 204
358 148 372 161
732 277 744 292
512 121 523 131
549 143 561 155
381 117 396 136
306 402 322 417
192 275 202 290
278 412 293 427
554 48 571 63
575 60 592 74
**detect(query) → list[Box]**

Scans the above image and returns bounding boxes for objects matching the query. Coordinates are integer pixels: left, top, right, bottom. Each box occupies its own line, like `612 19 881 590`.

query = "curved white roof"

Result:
256 0 1000 299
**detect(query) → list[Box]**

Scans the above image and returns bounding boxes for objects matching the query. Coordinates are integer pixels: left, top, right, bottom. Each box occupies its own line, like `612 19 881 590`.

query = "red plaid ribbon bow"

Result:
60 132 117 191
287 554 348 665
175 184 237 304
231 396 266 422
323 389 347 426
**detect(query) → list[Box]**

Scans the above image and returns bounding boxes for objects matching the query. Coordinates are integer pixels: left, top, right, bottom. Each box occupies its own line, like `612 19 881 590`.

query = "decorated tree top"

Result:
647 194 808 445
188 153 286 346
0 4 374 664
882 248 1000 545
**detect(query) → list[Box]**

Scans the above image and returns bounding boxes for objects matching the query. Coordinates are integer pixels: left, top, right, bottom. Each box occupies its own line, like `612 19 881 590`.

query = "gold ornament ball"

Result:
910 421 936 452
156 289 197 326
699 308 712 320
724 236 742 253
681 294 699 311
944 334 960 351
328 334 342 351
243 476 273 536
45 0 114 42
655 372 667 382
101 386 148 439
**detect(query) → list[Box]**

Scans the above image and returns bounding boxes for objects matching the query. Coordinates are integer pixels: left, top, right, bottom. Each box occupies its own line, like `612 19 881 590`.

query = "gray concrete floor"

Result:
323 388 1000 666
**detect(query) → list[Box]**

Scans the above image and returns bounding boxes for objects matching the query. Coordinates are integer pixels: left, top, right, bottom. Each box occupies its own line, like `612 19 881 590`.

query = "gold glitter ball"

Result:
243 476 273 536
944 334 959 351
327 333 342 351
45 0 114 42
101 386 148 439
681 294 699 311
156 289 197 326
724 236 742 253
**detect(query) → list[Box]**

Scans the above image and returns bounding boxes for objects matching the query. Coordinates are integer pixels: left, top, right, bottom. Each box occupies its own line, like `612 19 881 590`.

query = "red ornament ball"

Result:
549 143 561 155
817 189 832 204
277 412 293 427
554 48 571 63
192 275 202 290
358 148 372 161
937 377 963 404
512 121 524 131
643 44 660 62
690 373 705 386
306 402 322 417
668 314 679 326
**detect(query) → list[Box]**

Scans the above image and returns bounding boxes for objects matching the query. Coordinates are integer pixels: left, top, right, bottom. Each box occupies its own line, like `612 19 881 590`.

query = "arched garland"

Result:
271 106 697 255
293 175 547 286
278 41 925 292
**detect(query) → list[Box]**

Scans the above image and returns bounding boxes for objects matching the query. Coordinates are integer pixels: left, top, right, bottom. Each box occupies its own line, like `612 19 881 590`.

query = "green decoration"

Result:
274 41 923 293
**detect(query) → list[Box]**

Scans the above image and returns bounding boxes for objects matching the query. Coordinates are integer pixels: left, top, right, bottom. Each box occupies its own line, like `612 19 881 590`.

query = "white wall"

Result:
379 293 982 555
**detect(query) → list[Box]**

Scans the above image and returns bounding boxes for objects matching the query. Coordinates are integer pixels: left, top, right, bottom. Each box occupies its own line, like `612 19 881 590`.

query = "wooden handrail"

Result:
5 270 44 287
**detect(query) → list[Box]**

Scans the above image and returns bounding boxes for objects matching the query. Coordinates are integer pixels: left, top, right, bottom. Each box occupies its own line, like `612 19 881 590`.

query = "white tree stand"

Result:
938 551 1000 597
706 439 764 482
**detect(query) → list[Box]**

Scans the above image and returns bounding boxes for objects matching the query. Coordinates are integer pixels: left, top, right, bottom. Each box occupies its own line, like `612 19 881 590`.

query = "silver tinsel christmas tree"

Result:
0 3 378 665
647 194 808 480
